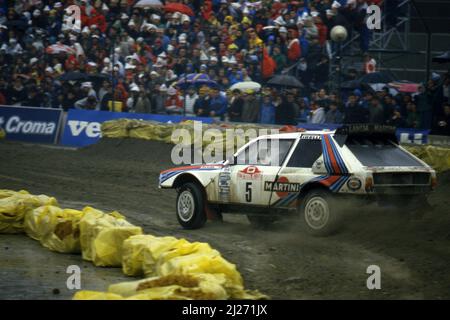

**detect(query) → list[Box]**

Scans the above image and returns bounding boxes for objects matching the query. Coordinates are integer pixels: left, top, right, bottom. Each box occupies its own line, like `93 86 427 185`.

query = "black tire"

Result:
299 189 342 236
176 183 207 229
247 215 276 230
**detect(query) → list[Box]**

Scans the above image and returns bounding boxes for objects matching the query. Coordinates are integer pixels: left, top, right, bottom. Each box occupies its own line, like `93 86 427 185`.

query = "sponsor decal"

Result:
264 177 301 198
301 134 321 140
238 166 262 180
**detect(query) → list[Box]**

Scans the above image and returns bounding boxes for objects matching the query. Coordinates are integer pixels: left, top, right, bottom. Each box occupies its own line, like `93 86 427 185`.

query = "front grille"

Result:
373 172 430 185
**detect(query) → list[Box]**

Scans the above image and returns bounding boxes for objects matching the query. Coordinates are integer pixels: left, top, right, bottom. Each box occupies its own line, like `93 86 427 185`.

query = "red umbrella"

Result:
45 44 76 55
164 3 194 16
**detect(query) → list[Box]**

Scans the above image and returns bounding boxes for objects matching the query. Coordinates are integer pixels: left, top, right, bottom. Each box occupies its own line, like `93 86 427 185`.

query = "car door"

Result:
227 137 295 206
269 134 324 209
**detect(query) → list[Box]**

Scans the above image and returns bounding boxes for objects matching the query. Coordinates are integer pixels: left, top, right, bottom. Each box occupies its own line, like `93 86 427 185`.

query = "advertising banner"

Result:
61 109 214 147
0 105 62 144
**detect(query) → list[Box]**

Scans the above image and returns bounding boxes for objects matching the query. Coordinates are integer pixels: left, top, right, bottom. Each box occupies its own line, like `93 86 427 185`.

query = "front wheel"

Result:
300 189 342 236
176 183 207 229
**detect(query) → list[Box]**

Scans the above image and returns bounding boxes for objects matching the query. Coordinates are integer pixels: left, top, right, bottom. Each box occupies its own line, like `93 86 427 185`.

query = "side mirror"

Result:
312 157 327 174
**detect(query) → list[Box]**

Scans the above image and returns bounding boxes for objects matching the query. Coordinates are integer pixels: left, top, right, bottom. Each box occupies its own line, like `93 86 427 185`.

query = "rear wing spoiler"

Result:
334 124 398 146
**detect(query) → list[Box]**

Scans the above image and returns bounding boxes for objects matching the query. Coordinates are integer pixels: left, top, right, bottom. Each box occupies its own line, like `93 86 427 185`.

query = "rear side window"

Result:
346 137 424 167
287 138 323 168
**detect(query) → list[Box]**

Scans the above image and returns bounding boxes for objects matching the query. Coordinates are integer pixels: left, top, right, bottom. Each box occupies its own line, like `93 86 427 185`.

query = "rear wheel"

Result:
176 183 207 229
300 189 342 236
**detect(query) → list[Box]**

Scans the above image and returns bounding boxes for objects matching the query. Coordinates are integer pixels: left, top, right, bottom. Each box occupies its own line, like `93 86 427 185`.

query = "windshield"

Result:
346 137 424 167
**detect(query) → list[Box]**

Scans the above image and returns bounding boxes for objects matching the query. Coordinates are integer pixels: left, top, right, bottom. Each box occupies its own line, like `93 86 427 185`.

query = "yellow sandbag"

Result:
108 273 229 300
141 237 191 277
0 189 29 199
24 205 62 241
73 291 124 300
40 208 84 253
405 145 450 172
92 226 143 267
79 206 142 266
122 235 173 276
0 191 58 234
0 128 5 139
157 250 243 288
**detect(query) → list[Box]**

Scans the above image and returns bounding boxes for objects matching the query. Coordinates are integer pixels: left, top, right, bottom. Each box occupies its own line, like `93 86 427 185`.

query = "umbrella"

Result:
46 44 76 55
388 81 420 93
358 71 396 84
176 73 217 88
432 51 450 64
230 81 262 92
164 3 194 16
267 75 304 88
87 73 110 84
57 72 88 81
134 0 163 8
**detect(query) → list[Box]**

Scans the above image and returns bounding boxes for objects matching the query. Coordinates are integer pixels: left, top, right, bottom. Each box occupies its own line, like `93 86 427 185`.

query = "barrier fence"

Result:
0 105 447 147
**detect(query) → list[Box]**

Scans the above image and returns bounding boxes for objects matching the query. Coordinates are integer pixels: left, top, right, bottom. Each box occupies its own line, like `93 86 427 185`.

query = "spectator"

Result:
386 108 406 128
415 84 433 129
183 86 199 117
344 94 368 124
405 102 420 129
259 93 276 124
276 91 297 125
435 103 450 136
297 97 311 123
165 87 183 114
325 101 343 124
241 89 260 123
194 86 210 117
228 89 244 122
368 97 385 124
208 87 227 119
308 101 326 124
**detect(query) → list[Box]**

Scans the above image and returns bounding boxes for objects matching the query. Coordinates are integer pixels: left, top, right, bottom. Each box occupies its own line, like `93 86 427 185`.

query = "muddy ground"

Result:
0 138 449 300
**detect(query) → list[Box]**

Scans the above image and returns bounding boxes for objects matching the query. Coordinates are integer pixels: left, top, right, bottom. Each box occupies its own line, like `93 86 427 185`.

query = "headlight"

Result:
347 177 362 191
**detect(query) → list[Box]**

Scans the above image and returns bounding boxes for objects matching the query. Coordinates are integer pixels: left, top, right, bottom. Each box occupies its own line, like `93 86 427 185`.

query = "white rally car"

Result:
159 125 436 236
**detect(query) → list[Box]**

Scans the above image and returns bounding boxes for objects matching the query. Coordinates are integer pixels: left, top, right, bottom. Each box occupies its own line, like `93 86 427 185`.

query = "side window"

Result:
237 139 294 166
287 138 323 168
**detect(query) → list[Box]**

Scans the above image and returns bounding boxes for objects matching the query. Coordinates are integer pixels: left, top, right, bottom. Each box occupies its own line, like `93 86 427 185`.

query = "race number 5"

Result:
245 182 252 202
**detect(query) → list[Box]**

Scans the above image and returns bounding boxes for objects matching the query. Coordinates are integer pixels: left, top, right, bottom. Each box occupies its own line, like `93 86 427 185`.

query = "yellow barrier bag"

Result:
157 250 243 288
73 291 124 300
405 145 450 172
0 128 5 139
0 191 58 234
0 190 29 199
122 234 177 276
92 226 143 267
40 208 84 253
141 237 191 277
108 273 229 300
79 206 142 266
24 205 62 241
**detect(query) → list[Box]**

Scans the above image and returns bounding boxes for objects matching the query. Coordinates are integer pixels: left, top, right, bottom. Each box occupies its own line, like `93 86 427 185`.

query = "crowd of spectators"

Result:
0 0 449 135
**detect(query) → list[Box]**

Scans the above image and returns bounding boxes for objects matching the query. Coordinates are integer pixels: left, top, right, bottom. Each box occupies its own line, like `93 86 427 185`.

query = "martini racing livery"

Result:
159 125 436 236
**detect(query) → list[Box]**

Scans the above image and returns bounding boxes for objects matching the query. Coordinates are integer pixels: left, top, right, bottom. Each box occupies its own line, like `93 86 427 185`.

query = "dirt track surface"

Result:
0 138 450 300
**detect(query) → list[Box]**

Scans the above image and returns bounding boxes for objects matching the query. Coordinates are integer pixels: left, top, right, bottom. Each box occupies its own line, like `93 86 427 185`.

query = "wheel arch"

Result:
298 182 331 200
173 173 204 190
